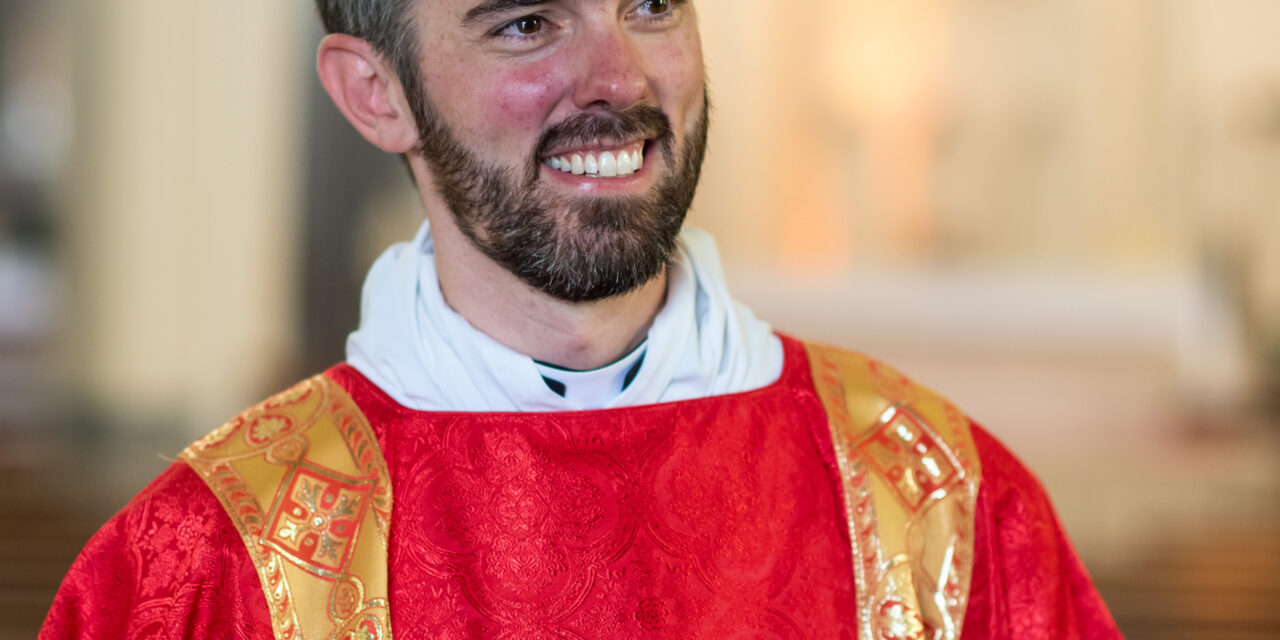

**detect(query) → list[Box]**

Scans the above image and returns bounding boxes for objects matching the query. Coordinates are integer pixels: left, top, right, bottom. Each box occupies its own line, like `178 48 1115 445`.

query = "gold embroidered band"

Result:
181 375 393 640
805 342 981 640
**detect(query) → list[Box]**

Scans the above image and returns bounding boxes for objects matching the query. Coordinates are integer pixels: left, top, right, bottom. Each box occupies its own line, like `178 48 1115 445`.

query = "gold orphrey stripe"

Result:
805 341 981 640
180 375 394 640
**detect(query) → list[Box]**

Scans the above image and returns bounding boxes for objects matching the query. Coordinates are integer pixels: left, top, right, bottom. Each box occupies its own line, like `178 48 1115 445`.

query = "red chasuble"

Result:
40 336 1122 639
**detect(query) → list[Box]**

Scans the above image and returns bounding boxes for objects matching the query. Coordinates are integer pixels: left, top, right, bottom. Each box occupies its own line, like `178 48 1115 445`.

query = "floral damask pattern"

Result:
347 337 861 639
40 464 274 638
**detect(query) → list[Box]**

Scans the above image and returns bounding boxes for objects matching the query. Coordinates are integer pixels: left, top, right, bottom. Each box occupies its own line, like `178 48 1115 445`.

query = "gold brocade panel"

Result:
180 375 394 640
805 342 981 640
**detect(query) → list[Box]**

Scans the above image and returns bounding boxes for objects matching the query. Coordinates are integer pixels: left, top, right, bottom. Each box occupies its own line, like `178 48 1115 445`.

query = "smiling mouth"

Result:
542 141 646 179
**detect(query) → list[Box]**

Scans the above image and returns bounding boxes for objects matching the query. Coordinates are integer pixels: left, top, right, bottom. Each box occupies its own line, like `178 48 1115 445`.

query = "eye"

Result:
507 15 543 35
635 0 685 21
637 0 670 15
638 0 672 15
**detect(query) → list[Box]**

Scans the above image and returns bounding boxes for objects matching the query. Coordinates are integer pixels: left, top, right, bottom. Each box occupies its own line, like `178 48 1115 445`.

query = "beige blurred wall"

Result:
694 0 1279 415
695 0 1280 275
66 1 307 432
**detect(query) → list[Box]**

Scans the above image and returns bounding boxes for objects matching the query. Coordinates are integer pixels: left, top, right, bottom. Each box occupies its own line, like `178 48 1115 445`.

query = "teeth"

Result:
598 152 617 177
547 145 644 178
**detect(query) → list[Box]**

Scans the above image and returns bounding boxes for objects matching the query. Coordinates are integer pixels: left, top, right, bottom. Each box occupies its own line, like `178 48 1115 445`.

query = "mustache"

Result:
532 104 673 161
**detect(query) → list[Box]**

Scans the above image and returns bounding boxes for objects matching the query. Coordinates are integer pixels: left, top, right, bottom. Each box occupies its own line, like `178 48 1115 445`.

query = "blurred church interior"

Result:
0 0 1277 637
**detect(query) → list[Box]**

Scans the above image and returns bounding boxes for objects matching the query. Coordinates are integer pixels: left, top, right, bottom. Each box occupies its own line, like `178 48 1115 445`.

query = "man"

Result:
42 0 1122 638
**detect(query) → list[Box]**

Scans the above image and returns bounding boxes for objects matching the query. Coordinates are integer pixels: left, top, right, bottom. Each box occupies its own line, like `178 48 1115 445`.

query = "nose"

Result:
571 25 649 111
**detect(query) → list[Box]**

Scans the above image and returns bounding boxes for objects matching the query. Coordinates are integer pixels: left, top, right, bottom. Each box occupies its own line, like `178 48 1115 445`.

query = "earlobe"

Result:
316 34 418 154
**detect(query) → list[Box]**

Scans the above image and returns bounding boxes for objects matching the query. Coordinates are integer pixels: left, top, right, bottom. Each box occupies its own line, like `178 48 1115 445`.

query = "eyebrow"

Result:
462 0 551 26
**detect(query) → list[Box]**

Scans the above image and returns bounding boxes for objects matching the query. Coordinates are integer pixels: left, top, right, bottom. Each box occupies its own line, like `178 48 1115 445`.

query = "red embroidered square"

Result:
855 407 963 512
262 464 374 576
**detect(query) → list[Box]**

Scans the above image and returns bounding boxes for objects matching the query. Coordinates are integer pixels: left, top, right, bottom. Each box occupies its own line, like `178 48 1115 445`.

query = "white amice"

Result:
345 221 784 412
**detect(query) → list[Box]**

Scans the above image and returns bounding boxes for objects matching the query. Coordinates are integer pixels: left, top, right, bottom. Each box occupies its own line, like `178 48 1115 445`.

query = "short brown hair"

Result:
314 0 422 96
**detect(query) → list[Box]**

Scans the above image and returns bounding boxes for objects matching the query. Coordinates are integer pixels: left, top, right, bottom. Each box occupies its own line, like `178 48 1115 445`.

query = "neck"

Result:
426 205 666 372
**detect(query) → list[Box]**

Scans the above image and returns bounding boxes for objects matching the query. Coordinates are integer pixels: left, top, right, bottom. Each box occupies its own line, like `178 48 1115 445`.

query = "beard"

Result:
407 90 710 303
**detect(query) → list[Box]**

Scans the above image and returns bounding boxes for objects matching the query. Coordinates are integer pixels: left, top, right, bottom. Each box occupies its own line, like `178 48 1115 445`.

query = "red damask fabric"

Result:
961 426 1123 640
38 463 273 639
41 335 1122 639
330 336 858 638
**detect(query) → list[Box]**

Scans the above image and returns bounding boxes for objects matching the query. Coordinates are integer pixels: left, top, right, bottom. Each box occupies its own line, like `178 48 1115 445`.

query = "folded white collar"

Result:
346 221 782 412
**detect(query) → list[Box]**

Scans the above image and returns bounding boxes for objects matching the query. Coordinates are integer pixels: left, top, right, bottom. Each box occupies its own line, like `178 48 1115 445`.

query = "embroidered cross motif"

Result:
263 464 374 577
856 406 964 512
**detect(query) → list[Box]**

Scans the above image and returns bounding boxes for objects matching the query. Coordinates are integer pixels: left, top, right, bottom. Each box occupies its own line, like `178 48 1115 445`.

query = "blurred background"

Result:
1 0 1277 637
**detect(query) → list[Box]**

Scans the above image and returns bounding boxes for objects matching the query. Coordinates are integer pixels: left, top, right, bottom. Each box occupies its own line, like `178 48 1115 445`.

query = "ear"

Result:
316 34 419 154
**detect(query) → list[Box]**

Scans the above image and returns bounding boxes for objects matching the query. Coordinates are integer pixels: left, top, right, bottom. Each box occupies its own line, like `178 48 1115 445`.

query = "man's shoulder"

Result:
67 373 336 580
797 339 960 413
42 458 272 638
176 368 386 546
185 371 355 454
54 376 347 592
966 421 1060 518
173 368 395 639
89 370 363 558
800 340 1052 494
107 460 241 551
799 340 974 457
802 341 1070 524
42 462 251 631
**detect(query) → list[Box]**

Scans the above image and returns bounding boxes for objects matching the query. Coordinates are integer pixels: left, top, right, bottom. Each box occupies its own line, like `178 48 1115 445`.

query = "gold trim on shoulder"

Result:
180 375 393 640
805 342 981 640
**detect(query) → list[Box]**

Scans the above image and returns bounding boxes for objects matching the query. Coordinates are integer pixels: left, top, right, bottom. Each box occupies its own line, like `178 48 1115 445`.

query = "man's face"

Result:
405 0 708 302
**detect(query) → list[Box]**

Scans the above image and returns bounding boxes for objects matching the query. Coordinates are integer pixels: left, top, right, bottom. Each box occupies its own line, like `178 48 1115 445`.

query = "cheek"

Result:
426 54 569 150
479 65 568 139
647 34 705 119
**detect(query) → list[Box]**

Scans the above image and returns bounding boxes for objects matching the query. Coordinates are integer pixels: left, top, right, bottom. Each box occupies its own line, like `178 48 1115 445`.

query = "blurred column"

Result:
692 0 793 267
1180 0 1280 408
65 1 305 433
811 0 949 264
